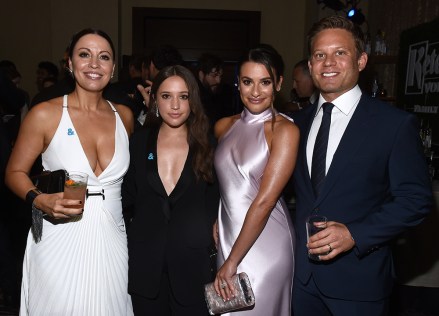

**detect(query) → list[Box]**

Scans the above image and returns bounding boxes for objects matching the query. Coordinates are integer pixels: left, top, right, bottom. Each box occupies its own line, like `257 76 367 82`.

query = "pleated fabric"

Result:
20 95 133 315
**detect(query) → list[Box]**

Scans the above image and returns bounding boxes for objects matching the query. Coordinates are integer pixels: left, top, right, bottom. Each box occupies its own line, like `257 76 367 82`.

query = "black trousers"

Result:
131 272 210 316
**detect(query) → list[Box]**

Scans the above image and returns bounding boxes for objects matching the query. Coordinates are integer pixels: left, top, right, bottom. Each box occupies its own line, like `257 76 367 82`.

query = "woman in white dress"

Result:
5 28 134 315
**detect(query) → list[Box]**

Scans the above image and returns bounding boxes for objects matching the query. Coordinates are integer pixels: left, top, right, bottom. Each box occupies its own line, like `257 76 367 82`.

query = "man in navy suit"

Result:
292 15 432 315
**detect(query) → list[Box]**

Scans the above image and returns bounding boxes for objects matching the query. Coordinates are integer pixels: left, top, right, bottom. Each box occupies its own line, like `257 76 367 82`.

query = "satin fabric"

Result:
20 95 133 315
214 107 295 315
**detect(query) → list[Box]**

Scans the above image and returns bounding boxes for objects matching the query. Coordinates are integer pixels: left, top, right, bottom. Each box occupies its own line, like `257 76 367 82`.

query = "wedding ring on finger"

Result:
220 282 227 289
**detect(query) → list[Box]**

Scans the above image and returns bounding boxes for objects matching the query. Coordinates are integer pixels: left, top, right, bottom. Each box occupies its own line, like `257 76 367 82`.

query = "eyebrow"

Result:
241 76 272 81
77 47 112 55
313 46 348 52
159 91 189 94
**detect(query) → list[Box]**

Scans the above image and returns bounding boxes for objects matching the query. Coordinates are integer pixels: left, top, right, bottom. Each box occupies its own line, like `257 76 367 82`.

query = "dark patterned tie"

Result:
311 102 335 197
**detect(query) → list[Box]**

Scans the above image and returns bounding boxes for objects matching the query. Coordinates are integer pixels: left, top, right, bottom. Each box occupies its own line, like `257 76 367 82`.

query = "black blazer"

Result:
122 127 219 305
293 93 432 301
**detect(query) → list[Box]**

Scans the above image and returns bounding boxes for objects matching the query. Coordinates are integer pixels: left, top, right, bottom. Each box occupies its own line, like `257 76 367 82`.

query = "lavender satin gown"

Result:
214 107 295 315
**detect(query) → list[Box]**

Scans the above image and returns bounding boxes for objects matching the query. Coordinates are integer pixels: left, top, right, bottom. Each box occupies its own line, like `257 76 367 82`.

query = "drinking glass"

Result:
306 214 328 261
64 171 88 208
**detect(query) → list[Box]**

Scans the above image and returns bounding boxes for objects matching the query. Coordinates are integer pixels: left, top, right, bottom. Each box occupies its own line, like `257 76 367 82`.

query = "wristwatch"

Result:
26 188 42 205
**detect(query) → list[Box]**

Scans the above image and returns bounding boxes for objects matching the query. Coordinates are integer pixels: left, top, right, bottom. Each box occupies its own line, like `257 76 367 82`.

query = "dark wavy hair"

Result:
68 28 115 59
146 65 214 183
150 45 183 70
307 15 365 58
238 44 284 129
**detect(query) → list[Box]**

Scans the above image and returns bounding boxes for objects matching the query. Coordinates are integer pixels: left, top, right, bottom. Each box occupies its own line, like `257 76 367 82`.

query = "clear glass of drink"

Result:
306 214 328 261
64 171 88 208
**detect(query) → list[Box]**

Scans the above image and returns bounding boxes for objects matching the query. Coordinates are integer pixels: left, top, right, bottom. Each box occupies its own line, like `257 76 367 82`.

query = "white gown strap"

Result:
106 100 117 112
63 94 68 108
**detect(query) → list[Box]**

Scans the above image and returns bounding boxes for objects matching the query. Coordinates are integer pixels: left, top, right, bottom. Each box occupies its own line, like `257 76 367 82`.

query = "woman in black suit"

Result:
122 65 219 316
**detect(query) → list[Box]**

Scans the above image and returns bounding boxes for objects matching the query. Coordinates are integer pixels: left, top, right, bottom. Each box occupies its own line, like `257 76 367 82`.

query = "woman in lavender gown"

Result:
213 44 299 315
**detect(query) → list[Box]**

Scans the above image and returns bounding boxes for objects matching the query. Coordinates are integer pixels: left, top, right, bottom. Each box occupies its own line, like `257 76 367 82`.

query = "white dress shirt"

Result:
306 85 362 177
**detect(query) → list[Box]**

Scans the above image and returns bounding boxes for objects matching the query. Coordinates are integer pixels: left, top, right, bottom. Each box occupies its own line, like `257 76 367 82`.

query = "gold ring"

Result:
328 244 332 252
220 282 227 289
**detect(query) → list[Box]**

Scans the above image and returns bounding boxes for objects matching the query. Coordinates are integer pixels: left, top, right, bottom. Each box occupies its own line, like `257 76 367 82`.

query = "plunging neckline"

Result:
156 147 190 197
64 97 117 179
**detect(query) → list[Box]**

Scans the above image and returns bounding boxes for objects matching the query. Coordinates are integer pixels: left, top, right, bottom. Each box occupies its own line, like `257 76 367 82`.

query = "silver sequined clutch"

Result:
204 272 255 315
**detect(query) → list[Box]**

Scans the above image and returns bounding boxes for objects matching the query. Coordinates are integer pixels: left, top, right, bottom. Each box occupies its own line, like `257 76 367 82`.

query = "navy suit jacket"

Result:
293 93 432 301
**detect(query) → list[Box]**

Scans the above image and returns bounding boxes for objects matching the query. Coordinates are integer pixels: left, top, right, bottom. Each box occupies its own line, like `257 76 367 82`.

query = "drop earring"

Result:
155 102 159 117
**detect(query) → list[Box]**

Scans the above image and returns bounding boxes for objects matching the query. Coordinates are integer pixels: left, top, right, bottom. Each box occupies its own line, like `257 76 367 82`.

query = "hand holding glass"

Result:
64 171 88 208
306 214 328 261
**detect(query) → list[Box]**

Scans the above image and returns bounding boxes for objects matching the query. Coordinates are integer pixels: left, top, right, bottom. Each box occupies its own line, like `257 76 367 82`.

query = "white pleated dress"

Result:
20 95 133 315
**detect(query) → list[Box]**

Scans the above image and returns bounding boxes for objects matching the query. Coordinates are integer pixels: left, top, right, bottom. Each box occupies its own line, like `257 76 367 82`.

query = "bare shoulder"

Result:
25 97 63 125
264 114 299 150
273 115 299 138
214 114 240 140
112 102 133 120
112 102 134 135
15 98 64 148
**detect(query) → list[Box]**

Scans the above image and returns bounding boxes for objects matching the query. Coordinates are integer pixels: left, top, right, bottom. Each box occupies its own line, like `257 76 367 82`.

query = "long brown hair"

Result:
146 65 214 183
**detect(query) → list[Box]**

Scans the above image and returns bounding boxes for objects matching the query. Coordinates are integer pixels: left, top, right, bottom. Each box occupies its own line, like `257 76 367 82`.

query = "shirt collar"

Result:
316 85 362 116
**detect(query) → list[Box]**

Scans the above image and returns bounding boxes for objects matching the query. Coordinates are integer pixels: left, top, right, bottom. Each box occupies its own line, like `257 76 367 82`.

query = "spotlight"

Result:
346 7 365 25
347 8 356 17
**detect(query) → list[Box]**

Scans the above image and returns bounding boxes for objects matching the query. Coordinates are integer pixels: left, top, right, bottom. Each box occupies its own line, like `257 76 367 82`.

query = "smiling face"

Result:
309 28 367 102
238 61 282 114
69 33 115 92
156 75 191 129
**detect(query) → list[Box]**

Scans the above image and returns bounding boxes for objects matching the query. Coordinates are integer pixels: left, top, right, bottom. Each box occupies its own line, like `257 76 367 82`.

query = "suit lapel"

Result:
168 150 194 207
316 95 373 203
144 127 194 220
144 127 172 220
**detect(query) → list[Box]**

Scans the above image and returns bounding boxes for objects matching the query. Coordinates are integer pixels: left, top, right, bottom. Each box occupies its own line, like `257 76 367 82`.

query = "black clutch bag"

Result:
29 169 66 243
204 272 255 315
31 169 66 193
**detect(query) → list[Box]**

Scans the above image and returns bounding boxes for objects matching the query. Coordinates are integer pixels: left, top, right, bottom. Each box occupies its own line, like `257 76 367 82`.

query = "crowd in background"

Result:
0 14 435 316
